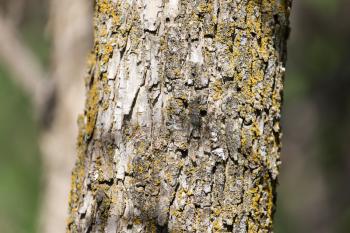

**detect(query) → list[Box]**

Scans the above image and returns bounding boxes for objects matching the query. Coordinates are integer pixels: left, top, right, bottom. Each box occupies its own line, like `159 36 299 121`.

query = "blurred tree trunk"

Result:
68 0 291 232
0 0 93 232
39 1 92 233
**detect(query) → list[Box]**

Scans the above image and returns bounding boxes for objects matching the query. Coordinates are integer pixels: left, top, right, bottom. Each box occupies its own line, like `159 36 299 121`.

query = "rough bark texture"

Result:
68 0 291 232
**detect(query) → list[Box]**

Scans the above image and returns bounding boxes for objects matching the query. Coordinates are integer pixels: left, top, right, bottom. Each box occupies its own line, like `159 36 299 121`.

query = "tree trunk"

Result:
0 0 92 232
39 1 92 232
68 0 291 232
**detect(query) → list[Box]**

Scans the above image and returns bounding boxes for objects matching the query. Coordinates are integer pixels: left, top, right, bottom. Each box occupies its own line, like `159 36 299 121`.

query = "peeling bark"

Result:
68 0 291 232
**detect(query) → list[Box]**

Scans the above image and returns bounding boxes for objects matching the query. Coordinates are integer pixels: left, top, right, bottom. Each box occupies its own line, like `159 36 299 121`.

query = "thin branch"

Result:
0 13 51 112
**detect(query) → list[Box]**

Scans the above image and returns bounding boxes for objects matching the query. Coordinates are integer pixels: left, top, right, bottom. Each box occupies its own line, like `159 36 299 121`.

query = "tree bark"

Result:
68 0 291 232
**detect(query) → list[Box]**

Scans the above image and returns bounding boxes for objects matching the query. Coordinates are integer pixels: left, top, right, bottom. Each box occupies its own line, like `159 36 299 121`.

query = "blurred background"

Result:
0 0 349 232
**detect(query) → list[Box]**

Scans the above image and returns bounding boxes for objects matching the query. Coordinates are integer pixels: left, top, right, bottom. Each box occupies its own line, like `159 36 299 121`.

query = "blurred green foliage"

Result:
305 0 340 15
0 65 41 233
0 1 48 233
275 0 350 232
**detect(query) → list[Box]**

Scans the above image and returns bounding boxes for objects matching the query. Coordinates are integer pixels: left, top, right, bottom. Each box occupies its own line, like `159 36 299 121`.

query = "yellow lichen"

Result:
212 80 223 101
97 0 121 25
197 2 213 14
85 78 100 138
101 42 114 64
213 219 222 231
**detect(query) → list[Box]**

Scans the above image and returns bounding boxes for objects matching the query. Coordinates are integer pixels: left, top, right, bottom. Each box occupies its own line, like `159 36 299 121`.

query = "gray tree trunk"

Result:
68 0 291 232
